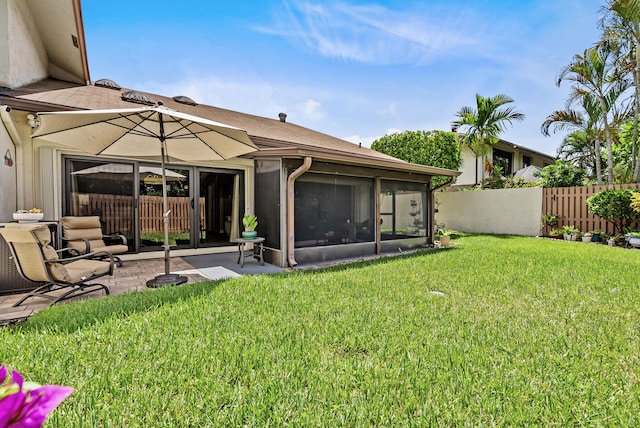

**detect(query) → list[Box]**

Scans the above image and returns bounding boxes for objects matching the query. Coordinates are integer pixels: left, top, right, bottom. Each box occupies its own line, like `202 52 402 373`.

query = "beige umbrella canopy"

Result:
32 103 258 287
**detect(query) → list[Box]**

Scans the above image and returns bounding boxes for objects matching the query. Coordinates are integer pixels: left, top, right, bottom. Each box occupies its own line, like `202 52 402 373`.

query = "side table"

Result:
235 237 265 268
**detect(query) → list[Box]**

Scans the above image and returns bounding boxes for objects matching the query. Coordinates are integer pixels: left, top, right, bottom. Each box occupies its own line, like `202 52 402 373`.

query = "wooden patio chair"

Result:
60 216 128 267
0 223 112 307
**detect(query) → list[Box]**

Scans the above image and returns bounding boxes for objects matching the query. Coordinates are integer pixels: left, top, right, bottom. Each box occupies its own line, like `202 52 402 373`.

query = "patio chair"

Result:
61 216 128 267
0 223 112 307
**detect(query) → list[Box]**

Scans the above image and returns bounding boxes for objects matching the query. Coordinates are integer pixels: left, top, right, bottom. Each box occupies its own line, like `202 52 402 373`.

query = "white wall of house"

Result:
456 146 481 186
0 116 17 221
0 108 41 221
436 187 543 236
0 0 48 88
455 141 555 187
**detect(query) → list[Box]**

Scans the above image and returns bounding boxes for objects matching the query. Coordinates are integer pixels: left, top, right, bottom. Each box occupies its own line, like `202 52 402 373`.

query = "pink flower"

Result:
0 365 74 428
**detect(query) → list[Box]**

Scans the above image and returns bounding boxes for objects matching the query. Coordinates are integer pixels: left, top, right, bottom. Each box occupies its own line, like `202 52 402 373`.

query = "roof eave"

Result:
0 94 84 112
72 0 91 84
248 147 461 177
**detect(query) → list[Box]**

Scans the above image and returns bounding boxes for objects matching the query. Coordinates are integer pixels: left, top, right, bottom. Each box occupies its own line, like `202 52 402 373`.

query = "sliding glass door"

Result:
138 164 191 250
64 158 244 251
65 159 135 251
197 169 244 247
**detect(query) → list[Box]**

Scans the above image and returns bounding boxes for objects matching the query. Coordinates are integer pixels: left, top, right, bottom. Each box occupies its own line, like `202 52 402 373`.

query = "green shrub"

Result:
371 130 461 187
586 188 640 234
537 160 586 188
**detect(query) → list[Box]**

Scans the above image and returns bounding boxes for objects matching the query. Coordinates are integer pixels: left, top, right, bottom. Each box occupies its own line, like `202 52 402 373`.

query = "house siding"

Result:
455 141 555 187
0 121 17 220
0 0 48 88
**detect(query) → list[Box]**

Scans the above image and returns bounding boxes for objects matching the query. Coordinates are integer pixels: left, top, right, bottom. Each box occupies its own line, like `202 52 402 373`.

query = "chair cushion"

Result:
89 244 129 255
61 216 111 252
60 259 111 283
61 216 102 230
62 216 105 241
48 262 73 283
66 239 106 254
64 229 105 241
4 223 51 245
3 223 58 260
3 223 67 281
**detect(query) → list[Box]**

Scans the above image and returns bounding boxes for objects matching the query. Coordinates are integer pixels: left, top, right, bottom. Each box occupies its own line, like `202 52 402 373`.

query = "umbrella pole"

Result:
146 135 187 287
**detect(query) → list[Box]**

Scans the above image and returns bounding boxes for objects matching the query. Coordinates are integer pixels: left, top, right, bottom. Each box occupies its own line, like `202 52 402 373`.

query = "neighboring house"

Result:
455 140 556 188
0 0 459 268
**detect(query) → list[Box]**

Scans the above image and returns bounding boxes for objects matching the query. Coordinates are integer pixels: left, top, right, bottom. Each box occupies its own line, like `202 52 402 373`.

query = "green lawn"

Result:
2 235 639 426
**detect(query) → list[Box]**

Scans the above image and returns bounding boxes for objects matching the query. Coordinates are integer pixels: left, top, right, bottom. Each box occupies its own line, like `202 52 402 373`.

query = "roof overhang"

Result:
249 147 461 177
496 139 556 160
24 0 90 85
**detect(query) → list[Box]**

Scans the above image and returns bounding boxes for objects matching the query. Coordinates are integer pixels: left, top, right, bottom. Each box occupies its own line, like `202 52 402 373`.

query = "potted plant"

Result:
607 234 621 247
540 213 559 237
591 230 603 243
437 230 457 247
548 228 563 239
562 225 579 241
626 231 640 248
242 214 258 239
581 232 593 243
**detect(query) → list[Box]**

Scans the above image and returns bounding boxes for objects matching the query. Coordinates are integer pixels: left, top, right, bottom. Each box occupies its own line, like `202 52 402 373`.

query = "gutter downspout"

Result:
0 106 24 209
287 156 312 267
430 176 455 246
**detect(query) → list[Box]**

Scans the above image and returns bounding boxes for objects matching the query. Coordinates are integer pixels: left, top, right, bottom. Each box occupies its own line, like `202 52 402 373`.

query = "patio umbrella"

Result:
32 103 258 287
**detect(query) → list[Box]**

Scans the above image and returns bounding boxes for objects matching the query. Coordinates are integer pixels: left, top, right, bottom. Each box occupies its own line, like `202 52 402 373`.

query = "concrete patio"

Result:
0 250 286 323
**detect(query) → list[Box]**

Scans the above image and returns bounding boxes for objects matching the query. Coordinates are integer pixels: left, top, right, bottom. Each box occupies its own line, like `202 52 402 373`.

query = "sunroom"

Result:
251 147 460 267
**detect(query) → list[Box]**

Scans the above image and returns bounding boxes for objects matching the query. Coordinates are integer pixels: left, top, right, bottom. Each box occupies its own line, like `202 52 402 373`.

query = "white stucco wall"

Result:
455 143 555 187
0 0 48 88
456 146 481 186
0 116 17 221
436 187 543 236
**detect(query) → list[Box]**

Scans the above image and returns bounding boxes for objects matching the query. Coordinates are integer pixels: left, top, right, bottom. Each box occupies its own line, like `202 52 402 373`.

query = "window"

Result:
294 174 374 248
492 148 513 175
523 155 532 168
65 159 135 248
380 180 428 240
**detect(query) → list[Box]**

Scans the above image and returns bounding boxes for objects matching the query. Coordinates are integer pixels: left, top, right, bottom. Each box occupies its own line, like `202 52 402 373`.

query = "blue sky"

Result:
82 0 604 156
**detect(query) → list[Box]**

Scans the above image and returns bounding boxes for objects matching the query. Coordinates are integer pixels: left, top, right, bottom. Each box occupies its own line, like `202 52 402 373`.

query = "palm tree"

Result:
541 93 605 182
558 131 600 179
451 94 525 185
556 43 631 184
600 0 640 181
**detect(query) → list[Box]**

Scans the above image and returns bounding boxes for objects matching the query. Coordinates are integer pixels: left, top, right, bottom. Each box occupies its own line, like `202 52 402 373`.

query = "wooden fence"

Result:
542 184 640 236
70 193 205 235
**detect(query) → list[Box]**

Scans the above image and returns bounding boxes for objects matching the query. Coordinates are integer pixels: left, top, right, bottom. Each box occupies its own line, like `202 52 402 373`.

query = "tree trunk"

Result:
599 95 615 185
633 44 640 182
594 139 603 185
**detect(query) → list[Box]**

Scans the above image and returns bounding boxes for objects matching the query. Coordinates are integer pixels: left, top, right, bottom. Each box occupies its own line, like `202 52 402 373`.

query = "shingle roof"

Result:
1 79 460 176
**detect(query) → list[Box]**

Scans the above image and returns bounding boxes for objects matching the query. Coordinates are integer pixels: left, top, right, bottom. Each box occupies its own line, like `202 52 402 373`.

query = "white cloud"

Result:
142 76 292 122
344 128 403 148
380 102 399 121
140 75 333 127
257 1 496 65
300 98 325 120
